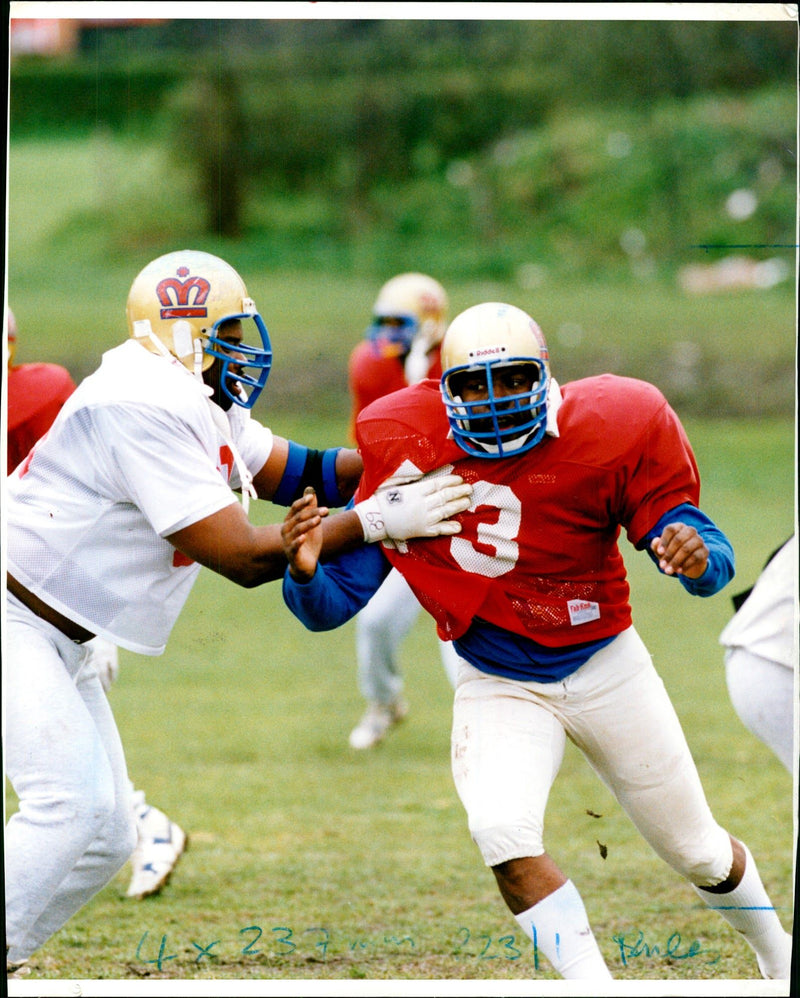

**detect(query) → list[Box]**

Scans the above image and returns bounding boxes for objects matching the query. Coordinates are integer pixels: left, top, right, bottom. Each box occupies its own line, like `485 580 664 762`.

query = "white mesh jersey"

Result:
6 340 274 655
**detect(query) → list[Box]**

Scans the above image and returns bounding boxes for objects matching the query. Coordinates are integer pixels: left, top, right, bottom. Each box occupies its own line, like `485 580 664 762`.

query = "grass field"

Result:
5 414 795 990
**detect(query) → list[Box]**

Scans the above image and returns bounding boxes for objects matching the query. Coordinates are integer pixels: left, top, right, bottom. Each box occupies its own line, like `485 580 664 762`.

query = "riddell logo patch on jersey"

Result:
567 599 600 626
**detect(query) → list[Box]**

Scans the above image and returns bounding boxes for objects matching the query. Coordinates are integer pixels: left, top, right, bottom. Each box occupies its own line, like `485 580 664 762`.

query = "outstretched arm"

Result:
281 488 392 630
169 470 471 589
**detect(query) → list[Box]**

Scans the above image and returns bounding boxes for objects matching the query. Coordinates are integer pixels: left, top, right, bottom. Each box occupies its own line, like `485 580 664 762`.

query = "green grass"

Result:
6 416 795 984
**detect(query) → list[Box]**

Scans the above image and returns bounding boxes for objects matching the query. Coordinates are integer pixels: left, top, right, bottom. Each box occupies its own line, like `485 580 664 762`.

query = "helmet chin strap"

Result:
205 398 258 515
193 339 204 380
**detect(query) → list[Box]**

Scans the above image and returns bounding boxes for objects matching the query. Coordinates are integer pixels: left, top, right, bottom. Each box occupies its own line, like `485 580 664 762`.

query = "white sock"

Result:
693 844 792 979
514 879 613 979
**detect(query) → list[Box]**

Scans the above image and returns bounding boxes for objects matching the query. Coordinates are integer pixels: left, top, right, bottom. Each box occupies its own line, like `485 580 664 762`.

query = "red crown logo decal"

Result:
156 265 211 319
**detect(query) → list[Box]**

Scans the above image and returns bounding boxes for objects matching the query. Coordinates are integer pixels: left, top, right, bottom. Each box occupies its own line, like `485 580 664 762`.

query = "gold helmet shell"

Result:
127 249 256 373
367 272 449 357
126 249 272 408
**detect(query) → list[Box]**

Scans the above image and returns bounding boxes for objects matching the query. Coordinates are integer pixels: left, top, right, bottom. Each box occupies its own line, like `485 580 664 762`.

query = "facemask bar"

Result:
366 313 419 357
204 313 273 409
442 357 549 458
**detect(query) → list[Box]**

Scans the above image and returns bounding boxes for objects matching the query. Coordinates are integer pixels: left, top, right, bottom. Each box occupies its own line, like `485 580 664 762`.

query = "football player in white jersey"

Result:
4 249 472 975
720 534 797 773
6 305 187 903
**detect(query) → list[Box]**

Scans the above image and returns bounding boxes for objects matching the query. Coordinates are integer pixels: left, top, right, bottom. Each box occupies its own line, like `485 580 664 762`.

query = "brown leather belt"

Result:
7 573 96 644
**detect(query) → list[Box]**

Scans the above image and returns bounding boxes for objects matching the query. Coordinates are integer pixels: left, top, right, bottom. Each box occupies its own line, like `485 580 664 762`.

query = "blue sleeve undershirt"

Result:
640 502 735 596
282 537 391 631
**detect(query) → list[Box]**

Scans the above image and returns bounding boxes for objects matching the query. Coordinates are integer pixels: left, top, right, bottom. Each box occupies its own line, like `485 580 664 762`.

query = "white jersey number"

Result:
450 479 521 579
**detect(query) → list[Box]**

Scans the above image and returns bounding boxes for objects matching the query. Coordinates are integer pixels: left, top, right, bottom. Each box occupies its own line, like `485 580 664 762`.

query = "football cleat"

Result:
126 805 188 900
348 697 409 750
6 955 30 978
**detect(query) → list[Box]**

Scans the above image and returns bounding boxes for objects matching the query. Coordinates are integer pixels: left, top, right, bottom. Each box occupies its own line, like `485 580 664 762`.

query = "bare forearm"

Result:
320 509 368 560
167 506 290 587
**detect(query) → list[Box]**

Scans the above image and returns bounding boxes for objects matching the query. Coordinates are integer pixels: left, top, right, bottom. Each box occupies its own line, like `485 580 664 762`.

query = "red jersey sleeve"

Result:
612 381 701 547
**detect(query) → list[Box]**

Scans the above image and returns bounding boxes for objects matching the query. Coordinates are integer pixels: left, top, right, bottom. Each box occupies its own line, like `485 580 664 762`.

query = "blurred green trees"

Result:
8 17 797 278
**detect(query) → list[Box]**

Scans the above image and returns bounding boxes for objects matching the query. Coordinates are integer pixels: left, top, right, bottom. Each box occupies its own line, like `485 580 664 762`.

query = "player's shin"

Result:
513 880 613 980
692 842 792 979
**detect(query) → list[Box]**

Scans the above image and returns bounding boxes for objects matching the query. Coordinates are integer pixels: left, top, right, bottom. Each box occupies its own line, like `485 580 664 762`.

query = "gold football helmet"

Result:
126 249 272 409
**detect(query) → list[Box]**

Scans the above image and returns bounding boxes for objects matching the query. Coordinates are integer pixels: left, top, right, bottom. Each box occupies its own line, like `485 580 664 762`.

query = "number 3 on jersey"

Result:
449 478 522 579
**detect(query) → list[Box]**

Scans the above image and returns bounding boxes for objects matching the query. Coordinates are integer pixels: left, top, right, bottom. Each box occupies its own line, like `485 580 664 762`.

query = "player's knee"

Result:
107 806 138 869
357 609 391 642
670 829 733 887
470 816 545 868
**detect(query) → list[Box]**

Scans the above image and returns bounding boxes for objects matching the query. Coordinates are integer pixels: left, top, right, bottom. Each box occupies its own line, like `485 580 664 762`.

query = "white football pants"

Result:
451 626 733 884
355 567 459 704
4 594 137 963
724 648 795 773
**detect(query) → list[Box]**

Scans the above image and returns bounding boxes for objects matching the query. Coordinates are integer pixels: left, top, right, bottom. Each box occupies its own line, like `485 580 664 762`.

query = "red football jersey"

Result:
7 362 77 474
354 374 700 647
347 339 443 442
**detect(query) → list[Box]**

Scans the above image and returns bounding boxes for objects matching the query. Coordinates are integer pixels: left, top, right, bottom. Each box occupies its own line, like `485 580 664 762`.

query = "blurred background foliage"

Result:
6 14 798 419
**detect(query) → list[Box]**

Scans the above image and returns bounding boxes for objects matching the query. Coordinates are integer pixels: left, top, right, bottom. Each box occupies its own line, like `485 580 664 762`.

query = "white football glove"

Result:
85 636 120 693
354 474 472 549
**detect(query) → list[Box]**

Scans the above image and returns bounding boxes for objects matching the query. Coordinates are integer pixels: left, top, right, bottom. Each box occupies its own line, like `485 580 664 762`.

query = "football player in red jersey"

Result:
345 273 462 749
6 307 77 475
282 301 792 981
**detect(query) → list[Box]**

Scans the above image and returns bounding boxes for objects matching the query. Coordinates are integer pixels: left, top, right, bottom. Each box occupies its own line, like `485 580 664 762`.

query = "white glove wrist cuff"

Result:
353 495 387 543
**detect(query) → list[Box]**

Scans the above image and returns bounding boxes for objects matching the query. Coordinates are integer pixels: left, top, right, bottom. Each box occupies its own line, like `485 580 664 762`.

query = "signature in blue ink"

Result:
611 929 721 967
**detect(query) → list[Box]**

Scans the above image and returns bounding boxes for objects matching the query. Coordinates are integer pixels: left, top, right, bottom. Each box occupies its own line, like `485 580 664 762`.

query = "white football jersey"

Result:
719 534 798 669
6 340 274 655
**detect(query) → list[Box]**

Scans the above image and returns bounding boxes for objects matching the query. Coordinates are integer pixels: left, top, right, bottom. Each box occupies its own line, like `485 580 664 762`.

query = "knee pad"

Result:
667 823 733 887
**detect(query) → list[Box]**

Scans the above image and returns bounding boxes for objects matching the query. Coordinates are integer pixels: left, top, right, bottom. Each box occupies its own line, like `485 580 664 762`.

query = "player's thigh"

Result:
561 628 725 867
451 663 566 835
725 648 794 770
5 598 115 798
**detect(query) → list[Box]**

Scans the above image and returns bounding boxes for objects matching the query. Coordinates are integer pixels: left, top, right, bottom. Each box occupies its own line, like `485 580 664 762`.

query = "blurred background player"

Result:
5 306 187 900
719 534 797 774
346 273 461 749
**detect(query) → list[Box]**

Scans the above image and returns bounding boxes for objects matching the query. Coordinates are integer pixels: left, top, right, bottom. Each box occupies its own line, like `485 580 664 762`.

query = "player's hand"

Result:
650 522 709 579
282 487 327 582
354 473 473 546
